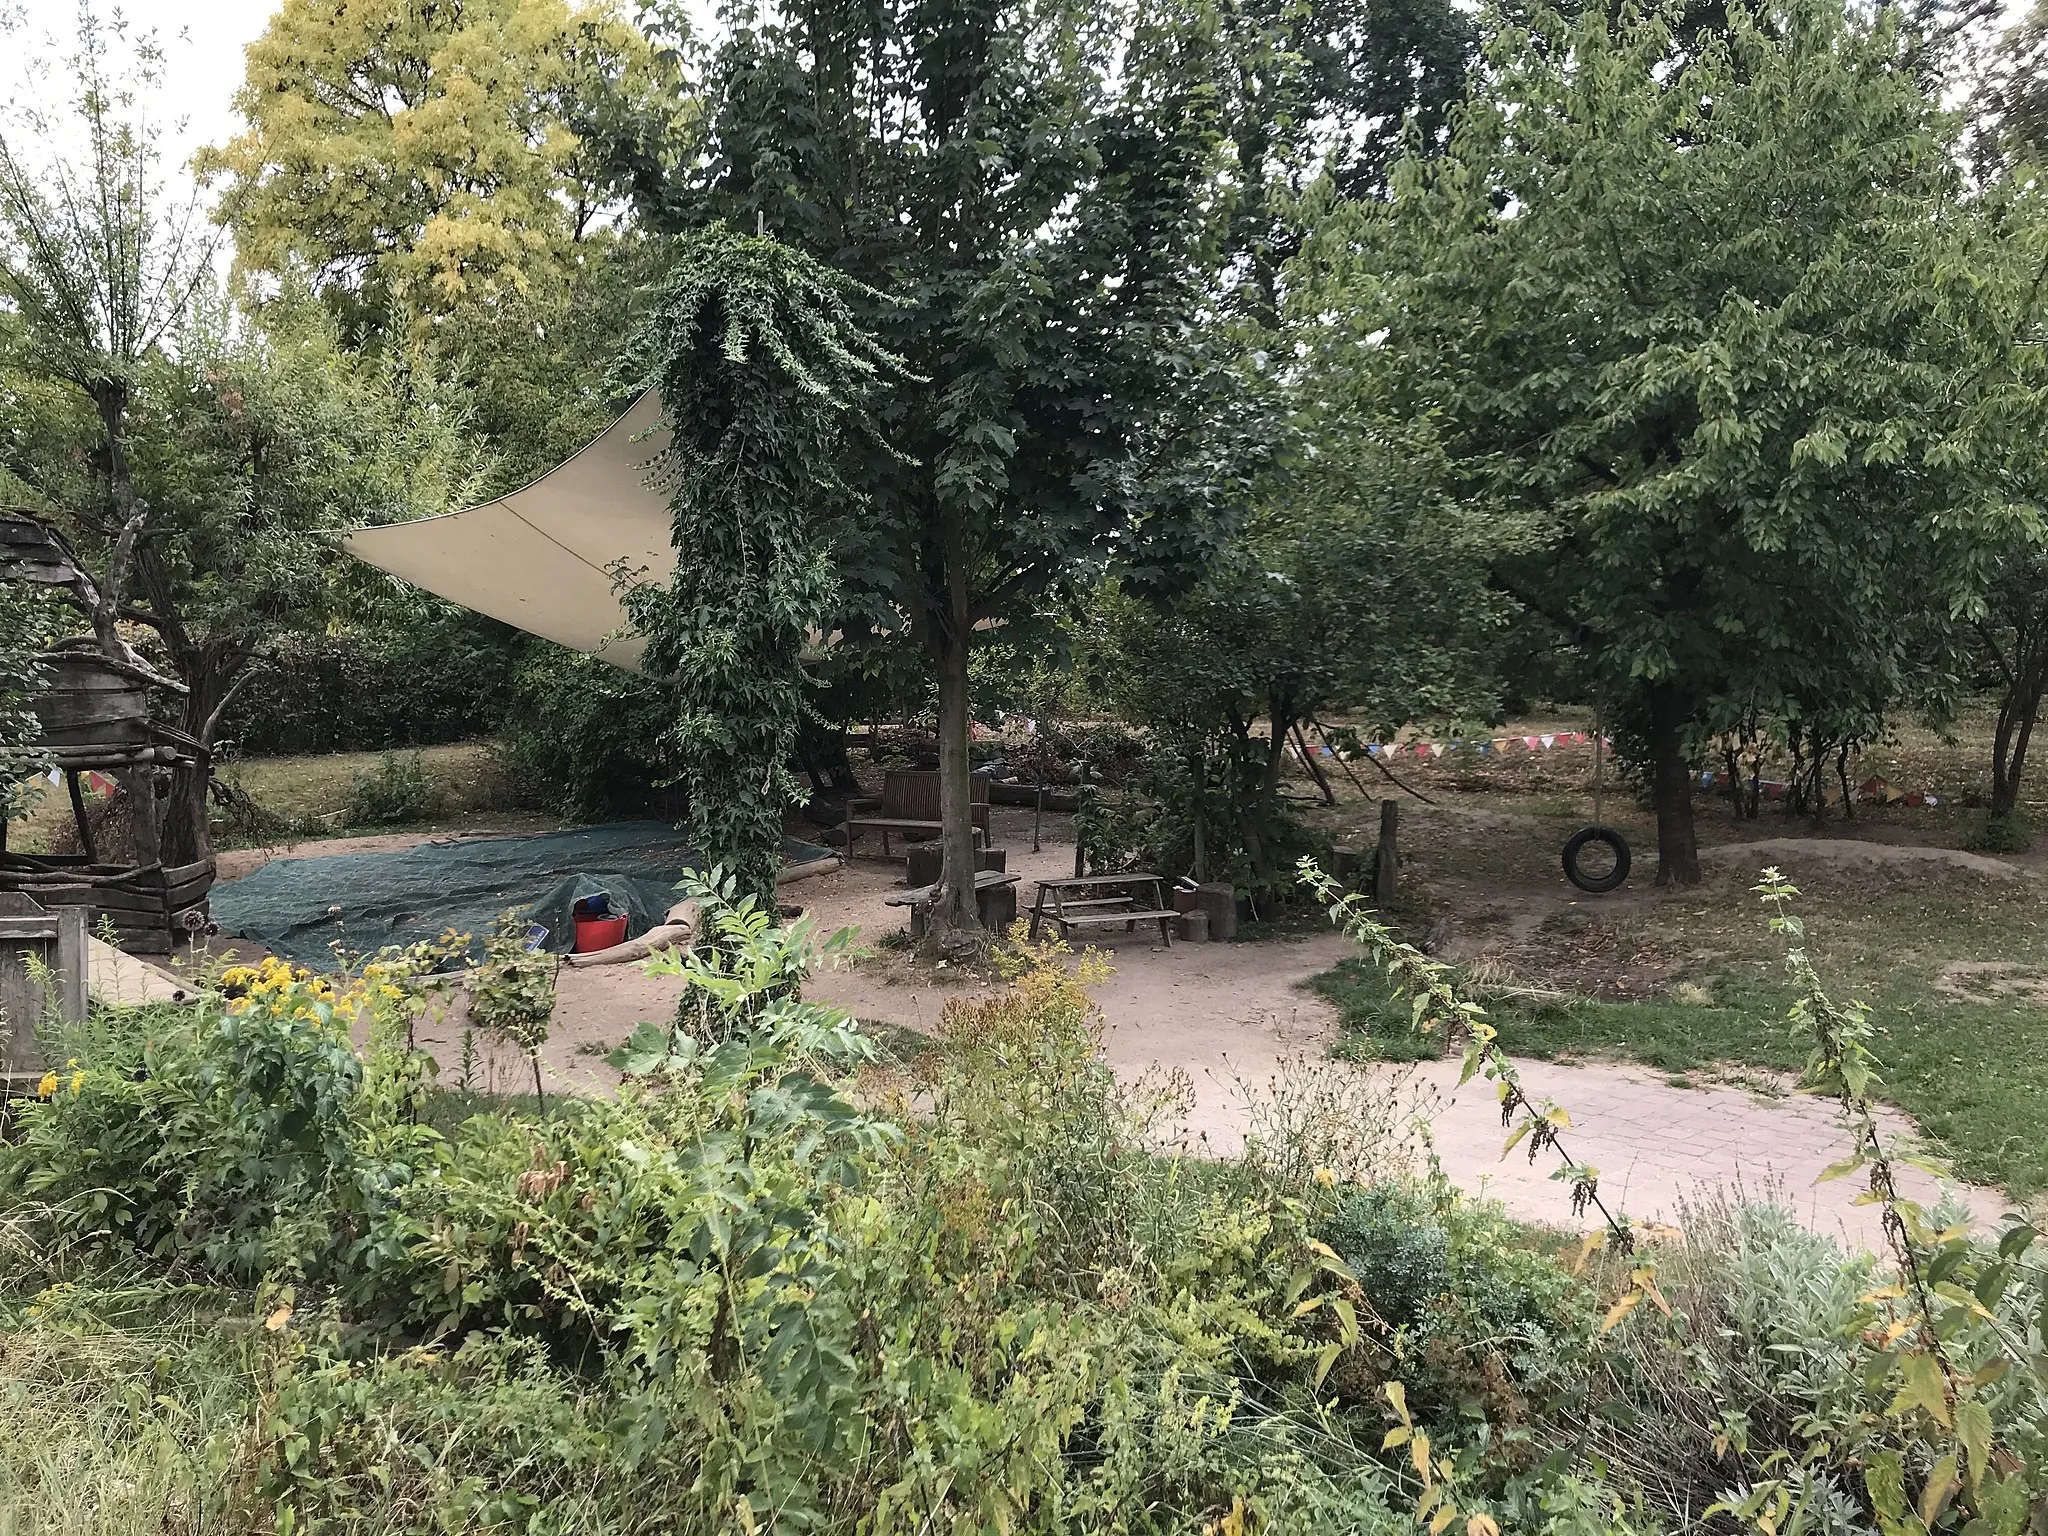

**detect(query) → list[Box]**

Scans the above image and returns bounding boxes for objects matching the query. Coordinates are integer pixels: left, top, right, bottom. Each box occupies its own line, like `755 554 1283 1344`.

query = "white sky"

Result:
6 0 281 170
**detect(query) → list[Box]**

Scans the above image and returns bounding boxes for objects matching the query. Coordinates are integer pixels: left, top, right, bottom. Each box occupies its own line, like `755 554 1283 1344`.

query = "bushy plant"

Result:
466 911 557 1103
344 751 446 826
1 955 436 1283
494 646 681 821
224 603 522 756
40 870 2048 1535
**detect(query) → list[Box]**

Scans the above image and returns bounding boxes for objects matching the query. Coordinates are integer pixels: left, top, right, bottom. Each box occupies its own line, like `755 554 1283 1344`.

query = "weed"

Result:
343 751 446 827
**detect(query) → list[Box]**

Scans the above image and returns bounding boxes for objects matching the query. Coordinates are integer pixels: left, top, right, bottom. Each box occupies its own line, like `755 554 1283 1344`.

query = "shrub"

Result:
344 751 446 826
1 962 428 1284
223 604 522 756
494 646 682 821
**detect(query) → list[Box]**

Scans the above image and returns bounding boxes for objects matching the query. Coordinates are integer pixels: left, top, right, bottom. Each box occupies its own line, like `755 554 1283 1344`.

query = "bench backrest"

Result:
881 770 991 820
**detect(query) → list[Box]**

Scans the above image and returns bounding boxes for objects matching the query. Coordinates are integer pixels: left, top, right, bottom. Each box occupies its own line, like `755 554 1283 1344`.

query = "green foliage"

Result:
225 602 522 755
0 583 55 822
617 226 901 909
1312 957 1448 1062
496 644 682 821
1335 0 2043 880
26 866 2048 1533
5 987 364 1282
344 751 447 828
469 912 558 1104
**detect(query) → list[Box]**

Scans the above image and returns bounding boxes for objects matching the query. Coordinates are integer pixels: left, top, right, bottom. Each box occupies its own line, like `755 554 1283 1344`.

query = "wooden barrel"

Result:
30 649 154 748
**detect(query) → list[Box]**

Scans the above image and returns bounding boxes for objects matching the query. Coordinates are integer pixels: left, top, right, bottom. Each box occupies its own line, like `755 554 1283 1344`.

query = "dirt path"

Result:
507 807 1995 1252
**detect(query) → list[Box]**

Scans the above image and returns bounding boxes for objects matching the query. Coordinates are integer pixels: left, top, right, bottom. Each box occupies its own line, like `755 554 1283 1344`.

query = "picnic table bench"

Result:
1028 873 1176 947
841 769 991 859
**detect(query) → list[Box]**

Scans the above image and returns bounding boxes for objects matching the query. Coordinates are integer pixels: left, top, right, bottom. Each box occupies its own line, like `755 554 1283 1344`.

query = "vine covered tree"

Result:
616 226 901 911
609 0 1243 945
1353 0 2029 883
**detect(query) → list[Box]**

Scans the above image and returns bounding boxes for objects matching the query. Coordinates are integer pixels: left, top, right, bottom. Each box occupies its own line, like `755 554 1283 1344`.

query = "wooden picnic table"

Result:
1028 872 1175 947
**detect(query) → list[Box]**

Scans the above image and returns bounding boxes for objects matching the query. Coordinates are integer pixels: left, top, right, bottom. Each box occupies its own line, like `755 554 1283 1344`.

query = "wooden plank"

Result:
54 905 86 1023
0 916 61 939
1034 872 1165 889
1054 908 1180 925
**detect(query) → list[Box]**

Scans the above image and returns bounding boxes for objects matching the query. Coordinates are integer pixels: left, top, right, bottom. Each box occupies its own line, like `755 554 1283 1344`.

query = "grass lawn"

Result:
12 740 543 853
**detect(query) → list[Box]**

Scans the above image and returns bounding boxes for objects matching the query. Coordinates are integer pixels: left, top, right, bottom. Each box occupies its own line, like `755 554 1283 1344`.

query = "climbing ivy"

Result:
0 585 55 825
617 227 901 909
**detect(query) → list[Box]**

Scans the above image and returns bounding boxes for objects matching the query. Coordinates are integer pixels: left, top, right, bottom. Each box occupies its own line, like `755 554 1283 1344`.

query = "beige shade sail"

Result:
344 391 673 673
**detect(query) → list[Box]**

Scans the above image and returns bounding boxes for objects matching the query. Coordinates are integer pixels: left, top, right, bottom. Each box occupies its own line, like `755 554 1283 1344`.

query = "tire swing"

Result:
1563 706 1632 895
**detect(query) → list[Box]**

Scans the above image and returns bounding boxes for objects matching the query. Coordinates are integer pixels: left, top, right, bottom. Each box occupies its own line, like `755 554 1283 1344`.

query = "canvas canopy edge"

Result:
343 390 674 674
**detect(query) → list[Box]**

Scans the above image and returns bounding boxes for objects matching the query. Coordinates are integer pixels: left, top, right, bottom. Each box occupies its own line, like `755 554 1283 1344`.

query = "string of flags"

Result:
1359 731 1610 759
31 768 117 795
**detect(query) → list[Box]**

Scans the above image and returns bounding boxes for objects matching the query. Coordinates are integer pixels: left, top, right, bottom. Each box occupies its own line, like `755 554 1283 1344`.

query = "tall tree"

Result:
200 0 684 488
1215 0 1476 321
1351 0 2027 883
0 5 483 860
612 0 1239 944
616 227 900 910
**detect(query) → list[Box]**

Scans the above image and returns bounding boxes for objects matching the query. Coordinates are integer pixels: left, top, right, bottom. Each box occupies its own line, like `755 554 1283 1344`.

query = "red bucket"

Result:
572 913 629 953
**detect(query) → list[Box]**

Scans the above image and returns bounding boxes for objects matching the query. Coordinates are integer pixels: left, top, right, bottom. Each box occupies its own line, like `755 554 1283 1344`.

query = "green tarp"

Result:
209 822 832 968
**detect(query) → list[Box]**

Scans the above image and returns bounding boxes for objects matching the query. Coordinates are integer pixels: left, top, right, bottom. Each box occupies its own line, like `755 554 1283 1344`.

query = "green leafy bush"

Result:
19 872 2048 1535
494 645 681 821
224 603 522 756
344 750 447 826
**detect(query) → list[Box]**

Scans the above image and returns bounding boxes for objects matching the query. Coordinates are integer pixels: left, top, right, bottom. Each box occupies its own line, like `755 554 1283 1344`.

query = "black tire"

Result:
1562 825 1631 894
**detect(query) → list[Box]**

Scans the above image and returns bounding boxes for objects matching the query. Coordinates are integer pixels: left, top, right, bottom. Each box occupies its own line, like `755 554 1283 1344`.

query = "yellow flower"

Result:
68 1070 83 1096
1312 1167 1338 1188
35 1071 56 1099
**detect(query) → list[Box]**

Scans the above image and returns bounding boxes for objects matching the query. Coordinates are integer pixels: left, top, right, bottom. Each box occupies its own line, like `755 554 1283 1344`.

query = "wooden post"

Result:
1074 761 1089 878
55 905 86 1023
65 769 97 864
1375 799 1399 908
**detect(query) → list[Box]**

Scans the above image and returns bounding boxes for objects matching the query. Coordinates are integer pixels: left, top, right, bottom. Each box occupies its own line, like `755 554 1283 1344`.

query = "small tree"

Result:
0 7 484 862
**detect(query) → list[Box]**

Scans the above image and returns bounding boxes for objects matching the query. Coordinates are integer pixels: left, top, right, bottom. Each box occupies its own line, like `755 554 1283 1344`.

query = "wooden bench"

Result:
841 770 991 859
1028 873 1175 947
885 870 1021 935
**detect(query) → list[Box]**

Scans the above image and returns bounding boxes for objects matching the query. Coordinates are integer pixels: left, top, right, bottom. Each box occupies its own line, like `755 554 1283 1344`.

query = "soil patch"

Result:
1697 837 2028 881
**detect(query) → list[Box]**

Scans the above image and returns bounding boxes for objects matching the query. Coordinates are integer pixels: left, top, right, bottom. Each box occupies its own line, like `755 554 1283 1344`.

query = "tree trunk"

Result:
924 620 982 951
163 658 236 865
1647 683 1699 887
1991 701 2019 816
1992 663 2046 818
